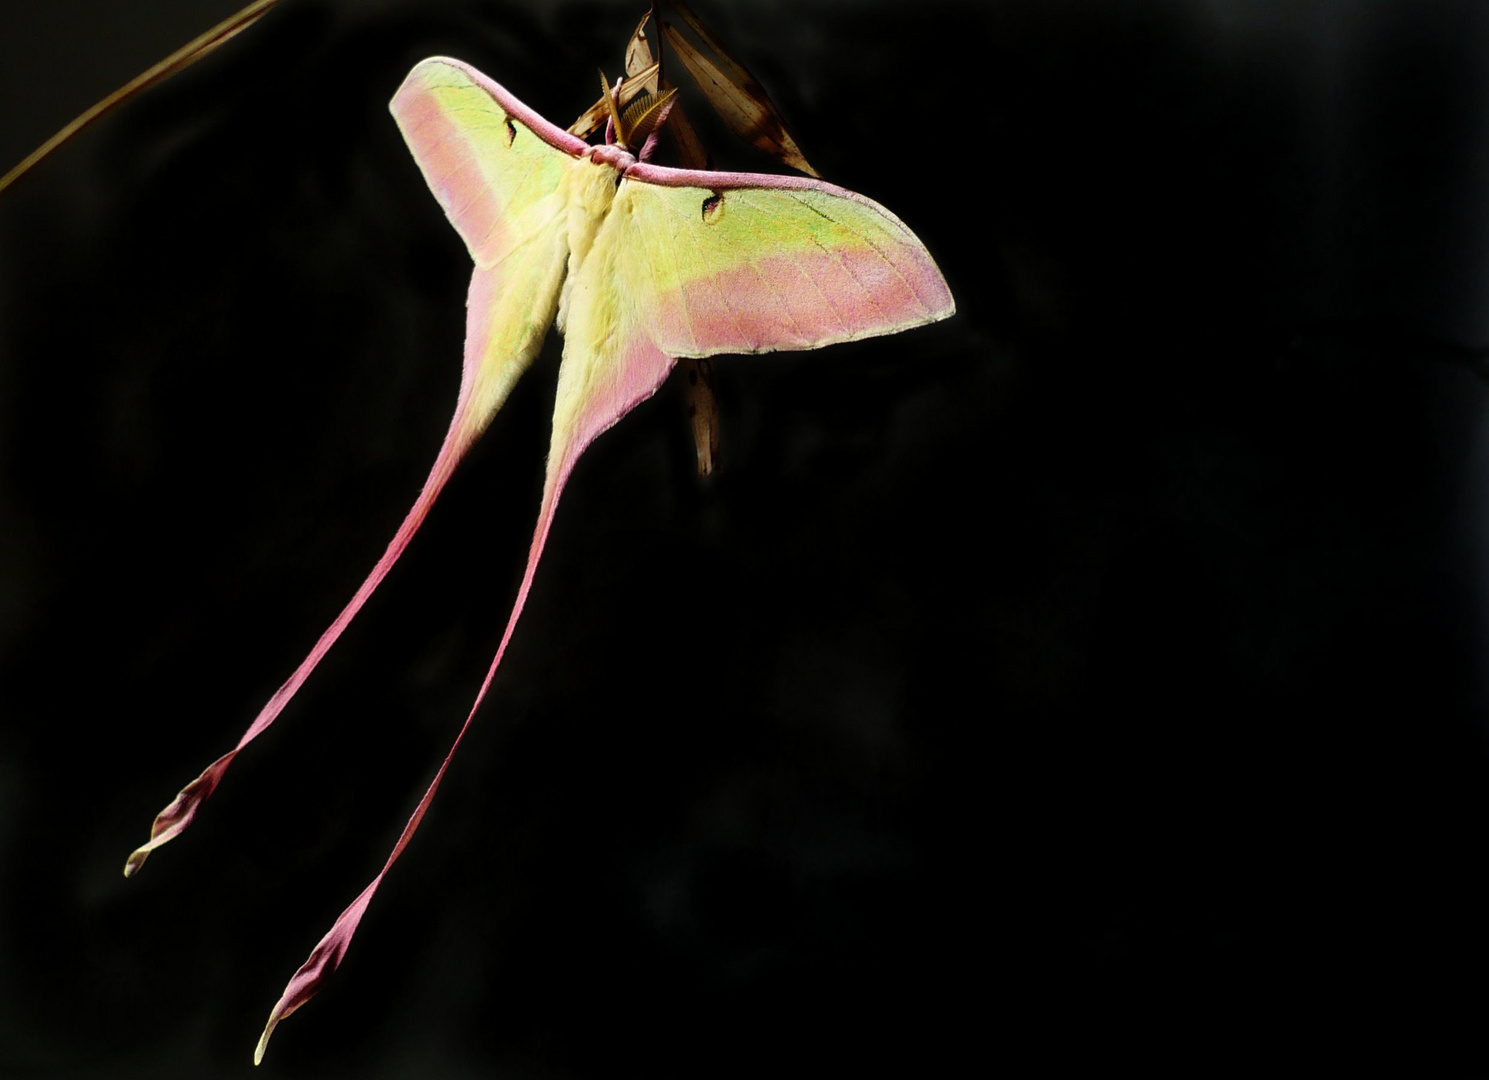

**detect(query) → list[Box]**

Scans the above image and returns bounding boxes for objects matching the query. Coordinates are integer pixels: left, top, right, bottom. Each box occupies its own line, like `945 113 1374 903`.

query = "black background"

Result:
4 1 1489 1076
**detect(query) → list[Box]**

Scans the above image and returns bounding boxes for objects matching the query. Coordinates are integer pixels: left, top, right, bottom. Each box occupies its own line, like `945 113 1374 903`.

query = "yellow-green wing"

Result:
392 56 585 430
613 162 954 359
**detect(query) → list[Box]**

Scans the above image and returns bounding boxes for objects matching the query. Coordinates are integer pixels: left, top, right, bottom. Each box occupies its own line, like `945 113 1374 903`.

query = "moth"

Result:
123 57 954 1061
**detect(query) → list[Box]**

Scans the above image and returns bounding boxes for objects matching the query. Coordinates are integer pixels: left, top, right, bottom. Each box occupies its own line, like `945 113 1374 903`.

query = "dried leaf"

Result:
659 3 819 176
666 0 754 88
681 357 720 475
625 8 659 84
630 4 709 170
663 100 710 170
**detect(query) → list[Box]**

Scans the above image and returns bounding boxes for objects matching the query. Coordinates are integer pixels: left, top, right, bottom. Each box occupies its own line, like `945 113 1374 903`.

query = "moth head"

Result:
598 69 678 155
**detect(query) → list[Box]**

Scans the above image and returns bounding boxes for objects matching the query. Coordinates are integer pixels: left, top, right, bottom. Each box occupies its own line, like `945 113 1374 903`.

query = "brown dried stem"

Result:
0 0 282 197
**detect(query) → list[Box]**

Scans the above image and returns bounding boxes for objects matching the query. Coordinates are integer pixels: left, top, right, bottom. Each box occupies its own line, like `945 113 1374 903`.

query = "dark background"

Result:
4 0 1489 1075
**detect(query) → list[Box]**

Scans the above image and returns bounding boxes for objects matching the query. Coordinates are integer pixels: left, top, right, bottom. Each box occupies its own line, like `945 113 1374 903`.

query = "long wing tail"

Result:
125 259 564 875
252 261 679 1062
124 60 585 877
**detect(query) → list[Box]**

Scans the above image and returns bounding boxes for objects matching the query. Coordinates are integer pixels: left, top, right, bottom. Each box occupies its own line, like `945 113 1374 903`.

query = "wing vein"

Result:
782 191 933 316
633 190 675 355
747 191 891 333
749 253 810 347
656 190 704 354
692 198 754 349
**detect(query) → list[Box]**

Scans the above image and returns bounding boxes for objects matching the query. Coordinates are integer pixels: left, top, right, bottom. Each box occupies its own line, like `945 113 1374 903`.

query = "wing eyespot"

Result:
701 193 723 223
503 117 517 147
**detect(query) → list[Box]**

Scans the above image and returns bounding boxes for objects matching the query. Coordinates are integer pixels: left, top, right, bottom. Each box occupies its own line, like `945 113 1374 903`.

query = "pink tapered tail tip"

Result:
252 878 378 1063
122 751 236 876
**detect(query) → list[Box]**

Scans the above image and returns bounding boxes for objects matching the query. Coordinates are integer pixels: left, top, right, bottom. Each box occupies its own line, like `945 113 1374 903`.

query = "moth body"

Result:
556 152 624 334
